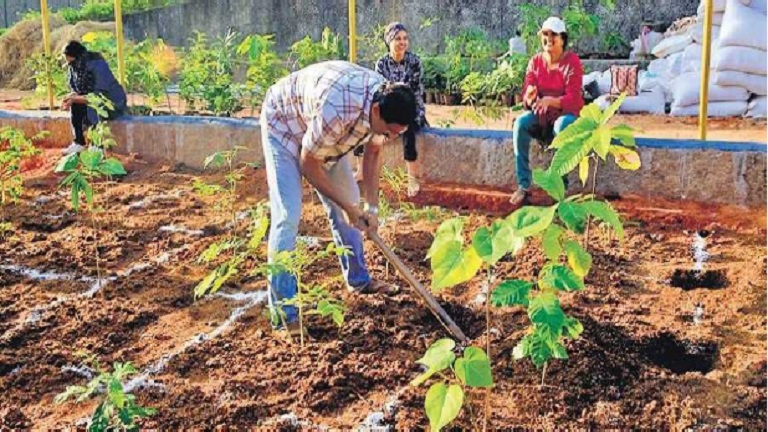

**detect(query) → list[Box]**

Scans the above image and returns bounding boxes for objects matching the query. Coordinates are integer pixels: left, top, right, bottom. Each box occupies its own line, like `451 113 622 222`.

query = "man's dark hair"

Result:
373 82 417 126
561 32 569 48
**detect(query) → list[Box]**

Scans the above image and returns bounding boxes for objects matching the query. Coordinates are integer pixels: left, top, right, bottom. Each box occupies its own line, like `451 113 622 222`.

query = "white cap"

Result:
540 17 567 34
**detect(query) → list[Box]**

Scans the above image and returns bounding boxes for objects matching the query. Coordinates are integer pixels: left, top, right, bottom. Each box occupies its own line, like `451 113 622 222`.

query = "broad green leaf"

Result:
431 241 483 291
552 340 569 360
79 176 93 208
491 279 532 307
611 124 637 147
533 169 564 202
563 315 584 339
248 212 270 250
54 385 88 404
512 333 531 360
454 346 493 388
538 263 585 292
91 401 110 430
528 291 565 337
61 171 79 187
601 93 626 124
411 338 456 386
427 218 464 259
509 235 526 257
210 258 243 295
490 220 519 261
581 200 624 240
193 269 218 299
316 300 345 327
592 125 612 160
541 225 563 262
578 157 590 186
198 239 238 264
513 326 557 368
609 145 641 170
506 205 557 238
70 178 81 211
580 103 602 122
472 220 517 265
80 149 103 170
55 153 79 173
563 240 592 278
557 201 588 234
99 158 127 176
549 117 596 149
203 152 226 169
549 138 593 177
108 378 126 408
425 383 464 431
471 226 493 263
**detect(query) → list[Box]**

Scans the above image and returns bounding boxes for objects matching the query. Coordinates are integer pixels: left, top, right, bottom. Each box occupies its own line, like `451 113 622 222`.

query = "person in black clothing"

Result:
354 22 427 196
61 40 127 155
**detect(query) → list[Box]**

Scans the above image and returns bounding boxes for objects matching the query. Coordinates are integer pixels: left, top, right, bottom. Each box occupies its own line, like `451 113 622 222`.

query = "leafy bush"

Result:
289 27 344 69
238 34 288 110
0 127 44 218
179 31 244 115
26 53 70 99
421 56 447 92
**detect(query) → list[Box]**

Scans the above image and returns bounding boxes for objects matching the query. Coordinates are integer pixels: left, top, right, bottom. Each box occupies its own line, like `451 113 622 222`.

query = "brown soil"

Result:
0 149 765 429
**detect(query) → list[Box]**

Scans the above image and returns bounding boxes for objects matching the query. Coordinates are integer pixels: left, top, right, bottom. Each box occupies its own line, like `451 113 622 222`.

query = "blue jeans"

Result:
513 111 577 189
261 117 371 325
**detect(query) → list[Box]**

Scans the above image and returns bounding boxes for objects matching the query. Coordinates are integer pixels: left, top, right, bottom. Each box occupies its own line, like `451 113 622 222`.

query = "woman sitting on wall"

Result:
61 40 127 155
510 17 584 206
355 21 428 196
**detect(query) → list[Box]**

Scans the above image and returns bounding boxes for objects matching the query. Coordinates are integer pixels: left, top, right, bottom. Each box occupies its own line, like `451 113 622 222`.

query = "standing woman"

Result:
509 17 584 206
61 40 127 155
355 21 427 196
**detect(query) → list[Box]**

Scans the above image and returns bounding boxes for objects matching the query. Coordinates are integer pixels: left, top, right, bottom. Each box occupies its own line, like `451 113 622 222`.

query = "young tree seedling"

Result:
55 354 156 431
255 241 350 347
410 338 493 431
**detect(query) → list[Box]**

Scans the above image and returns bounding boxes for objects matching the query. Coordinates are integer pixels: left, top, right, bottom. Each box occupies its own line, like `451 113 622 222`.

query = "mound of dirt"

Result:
0 17 114 90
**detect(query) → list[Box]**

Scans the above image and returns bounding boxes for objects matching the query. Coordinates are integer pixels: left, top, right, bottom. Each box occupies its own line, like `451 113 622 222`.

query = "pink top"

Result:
523 51 585 117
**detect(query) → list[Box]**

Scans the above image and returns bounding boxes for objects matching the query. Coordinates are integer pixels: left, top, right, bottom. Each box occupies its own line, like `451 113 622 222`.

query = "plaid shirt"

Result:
263 61 386 163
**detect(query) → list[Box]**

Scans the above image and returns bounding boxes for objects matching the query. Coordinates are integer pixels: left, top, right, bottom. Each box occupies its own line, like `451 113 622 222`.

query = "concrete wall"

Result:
1 0 84 28
123 0 698 57
1 109 765 206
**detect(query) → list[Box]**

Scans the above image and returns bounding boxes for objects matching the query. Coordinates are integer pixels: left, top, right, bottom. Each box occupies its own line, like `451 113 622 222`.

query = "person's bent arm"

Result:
300 150 360 220
361 137 383 208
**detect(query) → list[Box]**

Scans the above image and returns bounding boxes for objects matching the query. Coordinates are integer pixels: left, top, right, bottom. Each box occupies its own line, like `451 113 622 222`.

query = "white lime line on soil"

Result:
61 365 96 380
1 245 187 337
158 224 205 237
692 232 710 272
127 189 186 210
356 390 403 431
124 290 268 392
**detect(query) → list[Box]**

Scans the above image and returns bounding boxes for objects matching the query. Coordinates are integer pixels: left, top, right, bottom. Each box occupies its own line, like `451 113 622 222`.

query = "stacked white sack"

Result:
713 0 767 97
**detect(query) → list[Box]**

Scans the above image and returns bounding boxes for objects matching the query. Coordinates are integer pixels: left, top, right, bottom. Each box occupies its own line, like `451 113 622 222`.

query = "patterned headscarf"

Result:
384 22 407 48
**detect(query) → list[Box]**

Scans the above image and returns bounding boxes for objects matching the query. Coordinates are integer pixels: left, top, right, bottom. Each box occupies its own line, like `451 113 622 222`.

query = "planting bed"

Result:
0 150 765 429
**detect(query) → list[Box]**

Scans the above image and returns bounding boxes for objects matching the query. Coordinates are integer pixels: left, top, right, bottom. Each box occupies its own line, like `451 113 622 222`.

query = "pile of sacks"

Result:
583 0 767 118
656 0 766 117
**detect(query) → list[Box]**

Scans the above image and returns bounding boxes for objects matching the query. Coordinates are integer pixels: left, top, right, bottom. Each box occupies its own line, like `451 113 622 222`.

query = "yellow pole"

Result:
348 0 357 63
114 0 126 86
40 0 54 110
698 0 714 140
